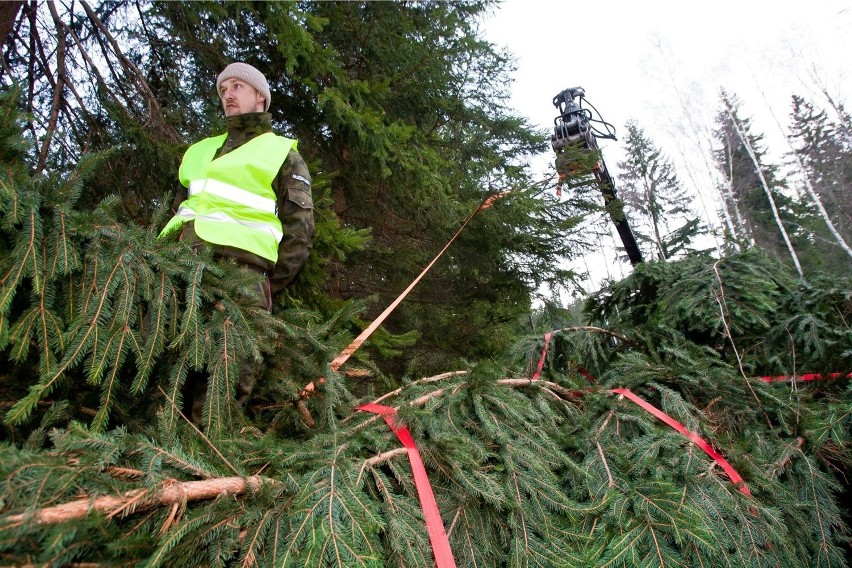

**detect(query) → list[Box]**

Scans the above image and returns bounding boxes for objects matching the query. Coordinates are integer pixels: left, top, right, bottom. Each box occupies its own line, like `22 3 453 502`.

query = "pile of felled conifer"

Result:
1 87 850 567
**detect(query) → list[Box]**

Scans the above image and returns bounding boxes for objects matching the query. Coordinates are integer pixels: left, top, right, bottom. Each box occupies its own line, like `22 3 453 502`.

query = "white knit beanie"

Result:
216 62 271 111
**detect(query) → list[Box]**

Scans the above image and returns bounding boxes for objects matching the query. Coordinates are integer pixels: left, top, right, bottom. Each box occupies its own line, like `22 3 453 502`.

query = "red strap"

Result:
757 372 849 383
358 403 457 568
610 388 751 496
576 367 597 383
530 335 750 495
301 195 508 397
531 332 552 381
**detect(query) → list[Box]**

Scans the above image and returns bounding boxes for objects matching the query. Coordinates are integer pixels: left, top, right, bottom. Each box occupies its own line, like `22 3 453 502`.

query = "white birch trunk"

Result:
753 86 852 260
720 141 751 244
795 161 852 259
723 104 805 278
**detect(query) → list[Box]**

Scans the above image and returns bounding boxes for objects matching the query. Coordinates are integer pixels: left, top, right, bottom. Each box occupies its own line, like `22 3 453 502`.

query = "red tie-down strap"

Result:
758 372 851 383
358 403 457 568
531 335 752 496
604 370 849 496
531 332 552 381
301 193 509 399
609 388 751 496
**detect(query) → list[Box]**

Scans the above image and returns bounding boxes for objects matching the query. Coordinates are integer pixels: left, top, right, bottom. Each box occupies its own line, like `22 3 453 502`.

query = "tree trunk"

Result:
0 0 22 50
754 87 852 261
719 141 751 244
723 104 805 278
797 162 852 259
646 181 667 260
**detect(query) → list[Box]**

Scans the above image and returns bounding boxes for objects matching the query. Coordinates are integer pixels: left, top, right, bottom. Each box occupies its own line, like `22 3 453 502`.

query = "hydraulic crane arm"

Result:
551 87 643 266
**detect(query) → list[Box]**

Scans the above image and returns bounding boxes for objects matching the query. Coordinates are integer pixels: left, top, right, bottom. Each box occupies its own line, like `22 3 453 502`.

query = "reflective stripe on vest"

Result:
175 208 284 241
159 132 297 262
188 179 277 214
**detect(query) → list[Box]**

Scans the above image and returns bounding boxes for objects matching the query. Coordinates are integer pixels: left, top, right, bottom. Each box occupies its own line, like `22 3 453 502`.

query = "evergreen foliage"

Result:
2 89 851 564
0 3 850 567
710 91 846 278
617 120 707 261
1 0 581 377
713 93 797 255
785 94 852 276
788 96 851 234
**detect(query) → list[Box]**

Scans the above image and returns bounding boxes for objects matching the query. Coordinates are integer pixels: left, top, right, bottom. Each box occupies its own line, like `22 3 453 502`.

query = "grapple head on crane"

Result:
550 86 616 152
550 86 643 266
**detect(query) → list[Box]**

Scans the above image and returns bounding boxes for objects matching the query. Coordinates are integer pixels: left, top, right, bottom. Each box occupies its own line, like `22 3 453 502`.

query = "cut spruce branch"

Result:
554 325 633 345
3 374 579 529
2 476 266 527
712 260 772 429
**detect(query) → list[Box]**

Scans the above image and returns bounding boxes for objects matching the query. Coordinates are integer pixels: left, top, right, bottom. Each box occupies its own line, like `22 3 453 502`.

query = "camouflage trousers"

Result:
185 266 273 426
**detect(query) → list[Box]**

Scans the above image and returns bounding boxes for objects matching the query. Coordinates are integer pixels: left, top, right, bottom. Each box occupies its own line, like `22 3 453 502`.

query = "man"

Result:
160 62 314 424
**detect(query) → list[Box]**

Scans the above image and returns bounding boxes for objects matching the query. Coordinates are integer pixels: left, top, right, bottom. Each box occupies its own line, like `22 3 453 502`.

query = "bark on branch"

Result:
3 475 266 527
4 369 586 528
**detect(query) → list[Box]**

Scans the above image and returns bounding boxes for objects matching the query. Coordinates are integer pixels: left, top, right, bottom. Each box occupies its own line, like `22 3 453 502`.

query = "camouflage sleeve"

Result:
269 150 314 295
171 184 188 212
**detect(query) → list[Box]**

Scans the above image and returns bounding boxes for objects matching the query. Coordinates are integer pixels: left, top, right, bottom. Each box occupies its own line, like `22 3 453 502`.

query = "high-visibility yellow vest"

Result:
159 132 297 262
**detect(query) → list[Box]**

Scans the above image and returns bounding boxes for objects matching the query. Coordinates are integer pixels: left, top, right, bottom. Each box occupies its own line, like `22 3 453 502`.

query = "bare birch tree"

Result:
721 99 804 278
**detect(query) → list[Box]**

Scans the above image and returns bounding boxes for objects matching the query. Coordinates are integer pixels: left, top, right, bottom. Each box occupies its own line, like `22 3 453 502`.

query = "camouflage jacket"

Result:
172 112 314 295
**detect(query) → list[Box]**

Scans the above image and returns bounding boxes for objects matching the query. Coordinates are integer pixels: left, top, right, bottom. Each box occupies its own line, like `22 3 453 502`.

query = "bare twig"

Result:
596 441 615 488
157 386 240 476
79 1 177 142
371 371 469 406
594 410 617 488
38 2 66 174
712 261 772 429
356 447 408 485
409 387 448 408
712 261 749 382
338 370 470 427
295 399 315 428
597 410 615 436
363 447 408 469
446 507 462 539
105 465 144 479
49 13 128 125
554 325 633 345
497 378 582 401
770 437 806 478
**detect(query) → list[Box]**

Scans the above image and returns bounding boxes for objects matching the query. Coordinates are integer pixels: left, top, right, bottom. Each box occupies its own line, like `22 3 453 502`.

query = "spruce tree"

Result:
713 91 804 274
786 95 852 275
617 120 706 261
1 0 581 377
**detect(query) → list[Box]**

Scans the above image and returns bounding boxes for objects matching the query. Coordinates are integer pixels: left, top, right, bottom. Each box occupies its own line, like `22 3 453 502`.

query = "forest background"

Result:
0 1 850 566
484 0 852 289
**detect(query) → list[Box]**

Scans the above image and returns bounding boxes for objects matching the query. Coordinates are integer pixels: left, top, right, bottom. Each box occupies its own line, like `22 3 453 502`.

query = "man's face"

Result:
219 78 266 116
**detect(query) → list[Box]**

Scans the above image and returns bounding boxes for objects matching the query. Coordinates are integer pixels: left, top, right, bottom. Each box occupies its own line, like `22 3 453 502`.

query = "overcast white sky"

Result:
482 0 851 290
